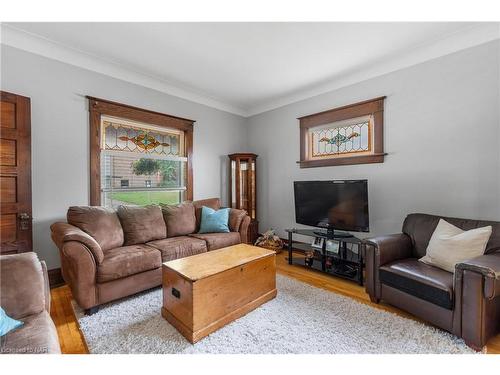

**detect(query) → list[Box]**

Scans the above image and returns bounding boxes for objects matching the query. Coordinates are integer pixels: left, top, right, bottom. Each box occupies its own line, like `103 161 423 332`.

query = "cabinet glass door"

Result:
231 160 236 207
239 159 248 210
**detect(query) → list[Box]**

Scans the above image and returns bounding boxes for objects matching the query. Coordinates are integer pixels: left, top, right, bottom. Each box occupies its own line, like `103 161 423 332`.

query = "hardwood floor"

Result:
50 286 88 354
50 251 500 354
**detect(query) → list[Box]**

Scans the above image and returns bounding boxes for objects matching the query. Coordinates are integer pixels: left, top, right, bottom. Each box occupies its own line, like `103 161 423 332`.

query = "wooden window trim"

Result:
88 96 195 206
298 96 386 168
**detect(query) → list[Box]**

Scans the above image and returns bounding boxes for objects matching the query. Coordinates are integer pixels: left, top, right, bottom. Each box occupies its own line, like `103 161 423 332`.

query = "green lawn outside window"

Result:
110 191 180 206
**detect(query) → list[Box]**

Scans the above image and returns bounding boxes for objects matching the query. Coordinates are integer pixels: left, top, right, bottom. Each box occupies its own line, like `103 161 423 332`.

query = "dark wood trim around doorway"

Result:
0 91 33 254
48 268 65 288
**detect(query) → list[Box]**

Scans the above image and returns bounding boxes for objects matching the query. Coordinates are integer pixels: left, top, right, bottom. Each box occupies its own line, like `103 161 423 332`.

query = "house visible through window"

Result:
100 116 188 208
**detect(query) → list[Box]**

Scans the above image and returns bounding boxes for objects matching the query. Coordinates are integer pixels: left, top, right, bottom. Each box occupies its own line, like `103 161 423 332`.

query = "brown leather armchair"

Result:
365 213 500 351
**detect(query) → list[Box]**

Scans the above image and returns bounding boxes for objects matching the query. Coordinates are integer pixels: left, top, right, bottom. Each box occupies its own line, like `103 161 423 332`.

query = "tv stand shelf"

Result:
285 228 366 286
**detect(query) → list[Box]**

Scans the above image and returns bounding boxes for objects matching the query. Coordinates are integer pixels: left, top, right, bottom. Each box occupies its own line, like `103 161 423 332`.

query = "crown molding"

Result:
246 23 500 117
0 24 249 117
1 23 499 118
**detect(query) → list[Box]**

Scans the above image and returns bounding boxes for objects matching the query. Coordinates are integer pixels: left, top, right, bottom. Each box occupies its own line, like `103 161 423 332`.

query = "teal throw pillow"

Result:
198 206 230 234
0 307 23 337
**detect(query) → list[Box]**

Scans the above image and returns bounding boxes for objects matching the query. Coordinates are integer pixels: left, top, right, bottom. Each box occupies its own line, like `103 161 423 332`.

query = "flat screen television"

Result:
293 180 369 235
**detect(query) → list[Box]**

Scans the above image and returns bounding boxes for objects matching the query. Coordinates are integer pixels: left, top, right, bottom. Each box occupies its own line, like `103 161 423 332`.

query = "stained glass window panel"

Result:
310 116 372 158
102 120 182 156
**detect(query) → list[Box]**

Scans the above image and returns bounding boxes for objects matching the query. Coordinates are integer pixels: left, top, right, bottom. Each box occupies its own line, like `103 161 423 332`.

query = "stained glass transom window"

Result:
309 116 372 158
102 120 183 156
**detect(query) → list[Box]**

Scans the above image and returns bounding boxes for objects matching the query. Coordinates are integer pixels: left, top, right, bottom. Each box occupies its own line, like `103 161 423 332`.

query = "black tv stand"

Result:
313 229 354 239
285 228 365 285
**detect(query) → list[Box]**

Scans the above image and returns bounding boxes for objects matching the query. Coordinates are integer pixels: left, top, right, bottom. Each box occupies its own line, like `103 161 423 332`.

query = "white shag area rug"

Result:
73 275 476 354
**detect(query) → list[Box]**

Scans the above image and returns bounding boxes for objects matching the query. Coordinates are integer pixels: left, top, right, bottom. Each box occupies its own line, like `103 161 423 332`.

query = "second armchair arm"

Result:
457 252 500 299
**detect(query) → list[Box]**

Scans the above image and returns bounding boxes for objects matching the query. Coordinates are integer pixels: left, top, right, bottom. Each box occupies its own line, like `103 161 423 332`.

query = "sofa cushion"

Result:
117 205 166 245
161 202 196 237
403 213 500 257
97 245 162 283
147 236 207 262
193 198 221 231
379 258 454 310
0 252 46 319
0 311 61 354
67 206 124 251
189 232 241 251
229 208 247 232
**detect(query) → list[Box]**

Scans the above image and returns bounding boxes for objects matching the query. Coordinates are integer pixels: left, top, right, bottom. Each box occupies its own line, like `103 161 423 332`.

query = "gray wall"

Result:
2 40 499 269
1 45 248 269
246 40 500 243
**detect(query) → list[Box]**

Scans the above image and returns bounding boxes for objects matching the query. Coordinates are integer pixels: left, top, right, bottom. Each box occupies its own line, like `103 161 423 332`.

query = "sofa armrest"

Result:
228 208 247 232
457 254 500 350
364 233 413 266
0 253 46 319
364 233 413 302
239 216 251 244
60 241 98 309
457 253 500 299
51 222 104 264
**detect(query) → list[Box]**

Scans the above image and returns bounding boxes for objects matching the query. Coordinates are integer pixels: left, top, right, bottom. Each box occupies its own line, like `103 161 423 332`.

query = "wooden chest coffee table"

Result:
161 243 277 343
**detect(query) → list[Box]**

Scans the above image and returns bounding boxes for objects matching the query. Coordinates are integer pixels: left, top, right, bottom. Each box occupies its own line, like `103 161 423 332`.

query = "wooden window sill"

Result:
298 153 386 168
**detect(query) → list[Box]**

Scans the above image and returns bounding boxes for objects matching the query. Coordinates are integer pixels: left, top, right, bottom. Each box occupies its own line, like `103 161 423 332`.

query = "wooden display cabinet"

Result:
228 153 258 244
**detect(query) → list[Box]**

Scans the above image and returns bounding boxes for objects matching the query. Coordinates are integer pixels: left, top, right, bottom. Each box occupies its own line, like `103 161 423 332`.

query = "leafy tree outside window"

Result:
132 158 181 188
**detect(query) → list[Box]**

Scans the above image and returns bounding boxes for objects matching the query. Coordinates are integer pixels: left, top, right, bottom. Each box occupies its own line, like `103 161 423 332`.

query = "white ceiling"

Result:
2 22 499 116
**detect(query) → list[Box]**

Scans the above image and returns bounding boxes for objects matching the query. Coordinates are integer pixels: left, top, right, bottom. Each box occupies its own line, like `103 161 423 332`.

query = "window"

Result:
309 115 372 158
88 97 194 207
298 97 385 168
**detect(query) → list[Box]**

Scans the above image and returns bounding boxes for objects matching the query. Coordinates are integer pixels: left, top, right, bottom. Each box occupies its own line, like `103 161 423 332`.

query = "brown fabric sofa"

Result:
365 213 500 350
50 198 250 314
0 252 61 354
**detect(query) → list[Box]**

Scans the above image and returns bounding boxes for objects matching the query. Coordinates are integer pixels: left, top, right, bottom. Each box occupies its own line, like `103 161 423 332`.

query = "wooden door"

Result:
0 91 32 254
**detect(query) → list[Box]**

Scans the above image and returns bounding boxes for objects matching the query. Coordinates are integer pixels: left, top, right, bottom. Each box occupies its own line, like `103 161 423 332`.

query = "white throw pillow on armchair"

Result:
419 219 492 273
